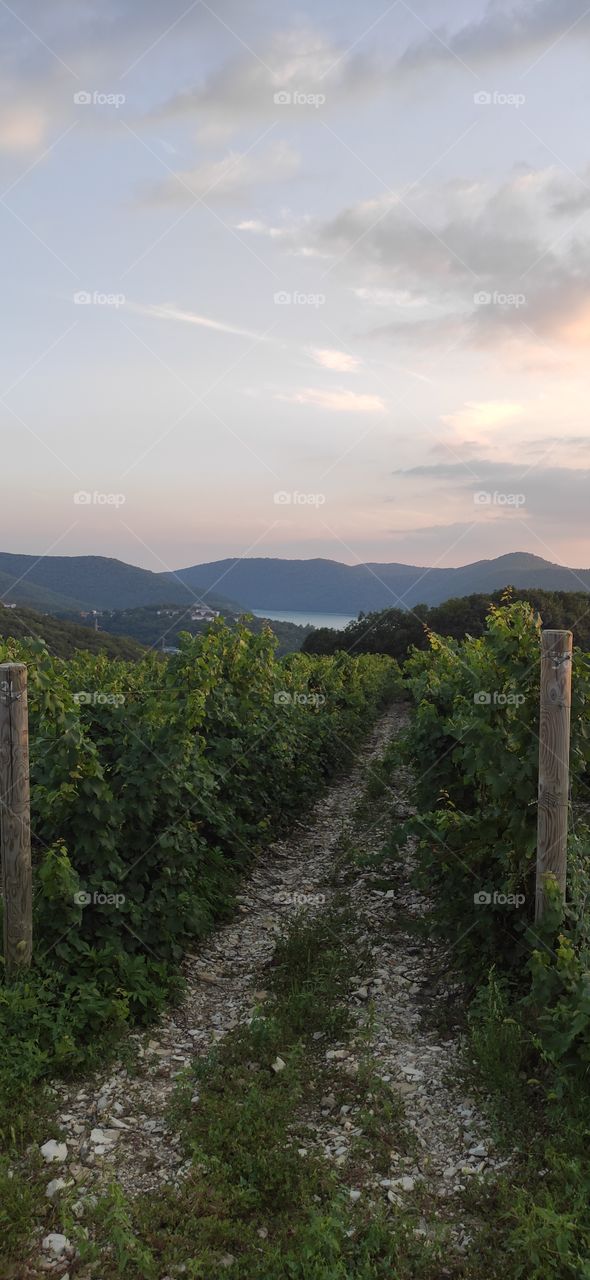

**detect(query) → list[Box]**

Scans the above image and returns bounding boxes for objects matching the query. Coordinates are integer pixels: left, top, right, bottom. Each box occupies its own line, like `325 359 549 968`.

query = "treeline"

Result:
302 587 590 661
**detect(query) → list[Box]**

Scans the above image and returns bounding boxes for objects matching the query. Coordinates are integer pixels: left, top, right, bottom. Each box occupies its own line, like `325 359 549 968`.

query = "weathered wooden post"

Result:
0 663 33 971
535 630 572 922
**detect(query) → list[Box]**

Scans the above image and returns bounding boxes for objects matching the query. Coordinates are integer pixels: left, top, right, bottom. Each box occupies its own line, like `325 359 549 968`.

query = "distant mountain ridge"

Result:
0 553 238 613
1 550 589 615
169 553 590 612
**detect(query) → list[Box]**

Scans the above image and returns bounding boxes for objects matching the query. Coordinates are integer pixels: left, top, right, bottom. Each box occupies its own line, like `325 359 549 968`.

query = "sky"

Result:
1 0 589 573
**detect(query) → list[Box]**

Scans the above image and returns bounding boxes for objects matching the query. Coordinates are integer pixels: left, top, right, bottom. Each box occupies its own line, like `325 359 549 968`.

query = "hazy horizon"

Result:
2 1 589 578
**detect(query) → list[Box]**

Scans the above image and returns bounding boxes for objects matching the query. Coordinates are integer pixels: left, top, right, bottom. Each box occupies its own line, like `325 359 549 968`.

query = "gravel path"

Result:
36 702 511 1271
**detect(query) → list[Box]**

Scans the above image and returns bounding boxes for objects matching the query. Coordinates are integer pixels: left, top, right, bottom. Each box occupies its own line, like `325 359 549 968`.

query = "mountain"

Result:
3 551 589 618
170 553 590 612
0 554 239 613
0 569 88 613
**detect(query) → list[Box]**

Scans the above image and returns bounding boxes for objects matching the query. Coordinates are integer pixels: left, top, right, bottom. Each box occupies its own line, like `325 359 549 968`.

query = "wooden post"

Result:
535 630 572 922
0 663 32 971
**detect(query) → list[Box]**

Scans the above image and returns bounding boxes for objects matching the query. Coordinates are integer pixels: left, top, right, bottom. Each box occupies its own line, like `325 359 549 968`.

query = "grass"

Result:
450 969 590 1280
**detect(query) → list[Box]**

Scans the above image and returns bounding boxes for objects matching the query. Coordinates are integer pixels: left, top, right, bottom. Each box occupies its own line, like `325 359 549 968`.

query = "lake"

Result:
252 609 356 631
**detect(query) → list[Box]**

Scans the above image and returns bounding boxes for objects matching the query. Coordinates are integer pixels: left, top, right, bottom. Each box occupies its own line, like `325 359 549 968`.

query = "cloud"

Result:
398 0 590 75
0 104 47 152
288 169 590 363
236 218 292 238
395 456 590 527
355 286 431 308
308 347 360 373
141 139 299 205
128 302 271 343
156 27 386 142
441 401 526 440
150 3 590 149
277 387 386 413
0 0 249 151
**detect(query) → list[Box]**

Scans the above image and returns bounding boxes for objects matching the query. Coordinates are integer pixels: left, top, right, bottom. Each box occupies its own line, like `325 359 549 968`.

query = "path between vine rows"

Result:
34 703 512 1274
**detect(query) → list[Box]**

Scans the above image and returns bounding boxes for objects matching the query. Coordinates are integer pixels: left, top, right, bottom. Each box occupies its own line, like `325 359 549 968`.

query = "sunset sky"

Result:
1 0 589 572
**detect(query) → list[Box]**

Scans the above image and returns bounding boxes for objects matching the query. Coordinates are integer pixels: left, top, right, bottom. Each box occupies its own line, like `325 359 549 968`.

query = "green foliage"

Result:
398 601 543 969
468 968 527 1103
397 598 590 1071
394 600 590 1279
302 587 590 664
0 622 398 1130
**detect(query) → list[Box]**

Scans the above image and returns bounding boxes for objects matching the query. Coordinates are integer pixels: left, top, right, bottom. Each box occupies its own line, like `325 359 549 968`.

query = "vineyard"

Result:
0 624 397 1089
2 602 590 1277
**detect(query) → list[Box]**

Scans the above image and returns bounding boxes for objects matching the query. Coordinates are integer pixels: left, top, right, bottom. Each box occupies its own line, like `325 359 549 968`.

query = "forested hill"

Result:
0 553 239 613
0 606 146 660
301 588 590 662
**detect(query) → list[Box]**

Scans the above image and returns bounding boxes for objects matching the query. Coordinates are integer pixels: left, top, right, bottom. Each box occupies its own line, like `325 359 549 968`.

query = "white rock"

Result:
42 1233 70 1259
45 1178 67 1199
40 1140 68 1164
391 1175 415 1192
271 1056 286 1073
90 1127 118 1145
349 1188 361 1202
